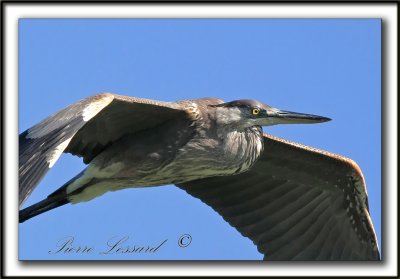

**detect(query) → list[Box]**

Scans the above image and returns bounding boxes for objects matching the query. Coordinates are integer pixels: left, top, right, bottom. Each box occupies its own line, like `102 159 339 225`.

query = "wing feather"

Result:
176 133 380 260
19 93 186 206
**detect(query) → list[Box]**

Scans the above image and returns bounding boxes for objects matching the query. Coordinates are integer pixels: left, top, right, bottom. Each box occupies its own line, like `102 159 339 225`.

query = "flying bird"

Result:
19 93 380 260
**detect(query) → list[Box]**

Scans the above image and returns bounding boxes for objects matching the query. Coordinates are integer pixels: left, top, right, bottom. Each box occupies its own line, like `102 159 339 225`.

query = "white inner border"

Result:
5 3 398 277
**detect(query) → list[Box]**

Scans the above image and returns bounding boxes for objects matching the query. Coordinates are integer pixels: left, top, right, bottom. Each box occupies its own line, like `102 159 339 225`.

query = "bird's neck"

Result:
213 107 247 130
222 126 264 146
216 125 264 173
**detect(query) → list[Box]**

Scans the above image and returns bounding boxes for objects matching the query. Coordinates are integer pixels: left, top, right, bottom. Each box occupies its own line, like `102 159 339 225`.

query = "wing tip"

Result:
363 207 380 258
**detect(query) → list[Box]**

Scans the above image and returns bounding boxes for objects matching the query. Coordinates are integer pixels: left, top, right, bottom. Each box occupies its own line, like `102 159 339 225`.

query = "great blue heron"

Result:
19 93 379 260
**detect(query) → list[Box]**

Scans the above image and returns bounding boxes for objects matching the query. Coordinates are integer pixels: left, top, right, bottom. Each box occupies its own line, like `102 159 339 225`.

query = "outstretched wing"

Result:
176 134 380 260
19 93 186 206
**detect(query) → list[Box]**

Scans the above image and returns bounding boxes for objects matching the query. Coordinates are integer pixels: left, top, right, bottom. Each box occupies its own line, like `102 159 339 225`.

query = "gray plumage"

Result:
19 93 380 260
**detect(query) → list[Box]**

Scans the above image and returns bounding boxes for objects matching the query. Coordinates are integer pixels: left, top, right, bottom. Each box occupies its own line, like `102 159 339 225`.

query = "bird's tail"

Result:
19 194 69 223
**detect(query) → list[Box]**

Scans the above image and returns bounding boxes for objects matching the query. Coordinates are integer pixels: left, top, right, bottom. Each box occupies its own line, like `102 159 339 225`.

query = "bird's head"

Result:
210 99 331 129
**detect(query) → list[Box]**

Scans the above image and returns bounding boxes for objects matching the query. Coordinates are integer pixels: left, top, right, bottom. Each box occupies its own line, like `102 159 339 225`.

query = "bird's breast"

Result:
158 126 264 183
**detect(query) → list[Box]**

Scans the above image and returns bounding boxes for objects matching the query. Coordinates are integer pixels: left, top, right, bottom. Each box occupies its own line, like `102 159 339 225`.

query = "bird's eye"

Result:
251 108 260 116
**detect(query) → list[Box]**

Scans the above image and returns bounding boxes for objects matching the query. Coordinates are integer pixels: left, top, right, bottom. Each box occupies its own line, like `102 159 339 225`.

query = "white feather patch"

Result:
47 138 72 168
82 95 114 121
69 181 116 204
66 162 124 195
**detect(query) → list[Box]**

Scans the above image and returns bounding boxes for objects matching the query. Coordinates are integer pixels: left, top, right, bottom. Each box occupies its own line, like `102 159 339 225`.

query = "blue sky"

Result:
19 19 381 260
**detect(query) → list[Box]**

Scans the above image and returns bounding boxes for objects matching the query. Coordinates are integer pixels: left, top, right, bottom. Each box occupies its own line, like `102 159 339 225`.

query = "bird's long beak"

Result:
265 108 331 125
